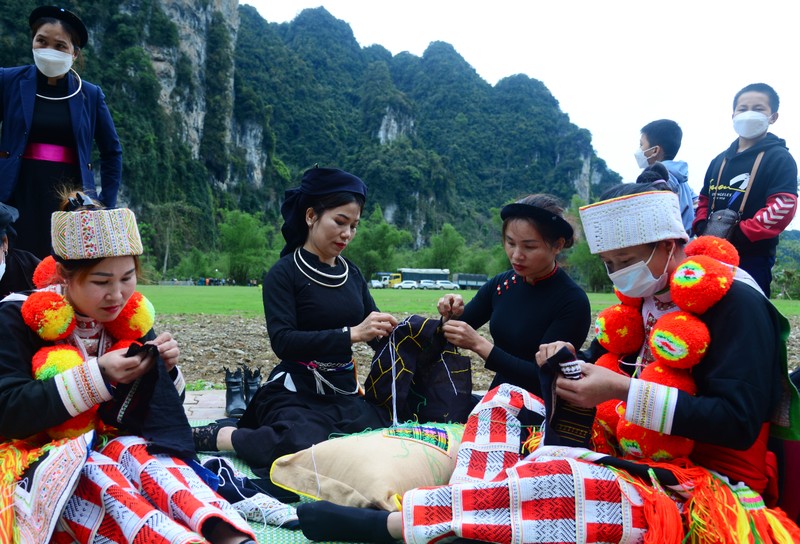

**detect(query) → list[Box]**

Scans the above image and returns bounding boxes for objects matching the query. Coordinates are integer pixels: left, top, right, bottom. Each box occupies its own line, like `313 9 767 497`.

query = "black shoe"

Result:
243 365 262 405
192 422 222 452
225 367 247 418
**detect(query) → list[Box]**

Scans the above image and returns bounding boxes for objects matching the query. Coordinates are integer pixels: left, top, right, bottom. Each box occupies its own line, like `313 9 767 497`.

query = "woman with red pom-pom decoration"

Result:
293 184 800 544
0 191 257 543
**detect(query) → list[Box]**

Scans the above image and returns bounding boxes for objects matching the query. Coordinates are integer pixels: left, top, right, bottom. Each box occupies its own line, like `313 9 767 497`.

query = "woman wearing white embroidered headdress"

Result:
0 192 259 543
294 183 800 544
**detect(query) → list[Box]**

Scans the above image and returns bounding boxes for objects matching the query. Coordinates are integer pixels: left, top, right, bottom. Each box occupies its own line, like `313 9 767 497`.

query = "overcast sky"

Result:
244 0 800 229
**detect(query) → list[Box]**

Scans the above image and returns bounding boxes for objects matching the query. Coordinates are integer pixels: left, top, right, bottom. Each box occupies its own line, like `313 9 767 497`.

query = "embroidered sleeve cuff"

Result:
55 357 114 417
625 378 679 434
172 366 186 396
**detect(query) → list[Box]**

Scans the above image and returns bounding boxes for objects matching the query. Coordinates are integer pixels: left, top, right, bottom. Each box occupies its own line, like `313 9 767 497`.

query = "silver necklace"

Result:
293 247 349 288
36 69 82 101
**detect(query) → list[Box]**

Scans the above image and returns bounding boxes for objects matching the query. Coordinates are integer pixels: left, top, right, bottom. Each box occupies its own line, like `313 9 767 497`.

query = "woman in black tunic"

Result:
0 6 122 258
194 167 398 479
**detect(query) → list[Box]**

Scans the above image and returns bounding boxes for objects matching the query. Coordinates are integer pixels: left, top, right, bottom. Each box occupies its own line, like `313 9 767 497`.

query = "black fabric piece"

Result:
297 501 394 543
364 315 474 424
595 455 679 487
540 346 594 448
98 352 195 459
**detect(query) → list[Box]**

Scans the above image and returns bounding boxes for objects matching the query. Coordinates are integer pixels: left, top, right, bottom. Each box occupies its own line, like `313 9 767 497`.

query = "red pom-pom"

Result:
614 287 642 309
595 352 625 373
593 304 645 355
685 236 740 267
104 292 155 340
670 255 734 314
640 361 697 395
21 291 76 341
32 256 59 288
48 406 100 440
109 339 139 353
617 419 694 461
617 361 696 461
648 312 710 370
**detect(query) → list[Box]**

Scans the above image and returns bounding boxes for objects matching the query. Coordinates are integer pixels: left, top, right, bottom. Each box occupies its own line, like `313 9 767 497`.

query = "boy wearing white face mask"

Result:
0 6 122 258
693 83 798 297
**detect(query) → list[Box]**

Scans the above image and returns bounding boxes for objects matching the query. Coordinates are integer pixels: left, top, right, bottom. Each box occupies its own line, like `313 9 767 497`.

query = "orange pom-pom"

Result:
591 420 620 456
108 339 139 353
21 291 76 341
104 292 155 340
670 255 734 314
640 361 697 395
47 405 100 440
32 345 84 380
592 353 628 452
613 287 642 309
617 360 696 461
685 236 740 267
595 352 625 373
617 418 694 461
32 256 59 288
648 312 710 370
593 304 645 355
30 345 102 439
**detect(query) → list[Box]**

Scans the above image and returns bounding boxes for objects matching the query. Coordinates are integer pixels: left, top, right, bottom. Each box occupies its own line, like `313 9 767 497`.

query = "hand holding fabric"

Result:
554 362 630 409
98 347 155 384
351 311 397 343
149 331 180 372
437 294 464 321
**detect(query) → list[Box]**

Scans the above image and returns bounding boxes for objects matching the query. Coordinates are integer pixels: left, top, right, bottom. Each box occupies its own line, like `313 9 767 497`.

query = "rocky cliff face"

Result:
143 0 267 187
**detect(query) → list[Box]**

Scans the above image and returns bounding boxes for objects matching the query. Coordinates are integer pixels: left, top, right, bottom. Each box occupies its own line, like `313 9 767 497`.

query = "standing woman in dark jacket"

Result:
0 5 122 258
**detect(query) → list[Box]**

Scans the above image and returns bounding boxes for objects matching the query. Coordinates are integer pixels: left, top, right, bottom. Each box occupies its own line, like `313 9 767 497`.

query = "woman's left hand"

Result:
147 332 180 372
441 320 493 359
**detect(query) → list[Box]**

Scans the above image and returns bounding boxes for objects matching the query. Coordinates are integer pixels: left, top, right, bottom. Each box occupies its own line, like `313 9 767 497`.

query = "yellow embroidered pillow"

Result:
270 423 463 511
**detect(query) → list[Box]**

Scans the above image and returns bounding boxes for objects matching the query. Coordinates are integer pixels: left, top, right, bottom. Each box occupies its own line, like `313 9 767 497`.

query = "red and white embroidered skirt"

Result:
402 384 648 544
51 436 254 543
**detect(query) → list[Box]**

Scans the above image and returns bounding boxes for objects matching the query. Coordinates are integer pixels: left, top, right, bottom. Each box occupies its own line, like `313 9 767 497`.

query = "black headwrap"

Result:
0 202 19 239
500 203 574 241
280 167 367 257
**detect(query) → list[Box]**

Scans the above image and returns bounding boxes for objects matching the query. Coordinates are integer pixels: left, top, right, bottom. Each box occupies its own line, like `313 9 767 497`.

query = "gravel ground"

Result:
158 313 800 390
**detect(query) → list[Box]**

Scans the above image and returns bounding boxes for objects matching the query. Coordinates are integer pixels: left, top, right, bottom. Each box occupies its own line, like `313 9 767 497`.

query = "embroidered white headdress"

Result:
579 191 688 254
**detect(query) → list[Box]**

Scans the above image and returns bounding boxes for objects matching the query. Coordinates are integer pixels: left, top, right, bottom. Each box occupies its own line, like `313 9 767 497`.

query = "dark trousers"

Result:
738 254 776 298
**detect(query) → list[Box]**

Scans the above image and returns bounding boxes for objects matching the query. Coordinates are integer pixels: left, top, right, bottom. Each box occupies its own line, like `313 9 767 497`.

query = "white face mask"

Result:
32 48 74 78
634 146 655 169
0 258 5 283
733 111 771 140
607 244 674 298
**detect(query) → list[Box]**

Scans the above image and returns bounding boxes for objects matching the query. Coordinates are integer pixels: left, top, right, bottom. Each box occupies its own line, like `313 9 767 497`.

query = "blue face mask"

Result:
607 244 674 298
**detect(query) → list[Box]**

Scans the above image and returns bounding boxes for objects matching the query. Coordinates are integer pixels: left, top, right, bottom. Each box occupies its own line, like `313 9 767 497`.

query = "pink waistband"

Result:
22 142 77 164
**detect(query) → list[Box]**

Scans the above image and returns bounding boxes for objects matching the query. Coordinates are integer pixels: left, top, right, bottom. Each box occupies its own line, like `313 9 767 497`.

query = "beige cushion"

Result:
270 423 463 511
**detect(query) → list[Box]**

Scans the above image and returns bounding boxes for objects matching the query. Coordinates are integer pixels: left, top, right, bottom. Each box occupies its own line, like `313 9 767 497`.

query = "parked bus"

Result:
452 273 488 290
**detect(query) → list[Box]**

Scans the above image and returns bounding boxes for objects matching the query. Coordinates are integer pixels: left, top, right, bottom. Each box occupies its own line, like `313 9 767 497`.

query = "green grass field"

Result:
137 285 800 317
